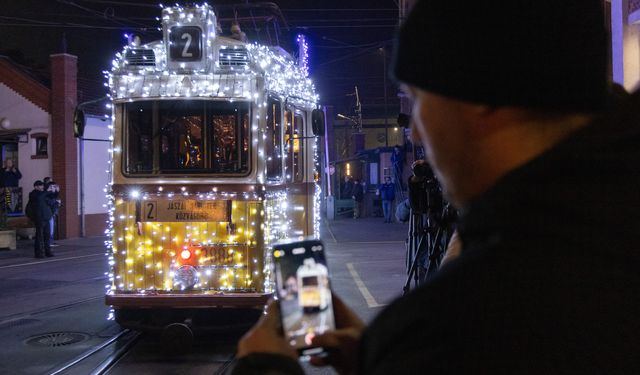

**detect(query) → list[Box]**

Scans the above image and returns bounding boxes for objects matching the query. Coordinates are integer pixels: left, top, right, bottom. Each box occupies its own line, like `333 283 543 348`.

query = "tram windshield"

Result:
124 100 250 175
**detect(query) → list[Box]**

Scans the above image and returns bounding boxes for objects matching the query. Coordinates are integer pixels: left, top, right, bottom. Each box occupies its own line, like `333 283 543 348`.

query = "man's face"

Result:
35 185 44 191
406 86 476 205
5 160 12 168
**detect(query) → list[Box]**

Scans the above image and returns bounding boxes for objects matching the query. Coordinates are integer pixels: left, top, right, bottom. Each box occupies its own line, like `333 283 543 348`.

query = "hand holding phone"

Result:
273 239 336 356
236 300 298 360
308 294 364 374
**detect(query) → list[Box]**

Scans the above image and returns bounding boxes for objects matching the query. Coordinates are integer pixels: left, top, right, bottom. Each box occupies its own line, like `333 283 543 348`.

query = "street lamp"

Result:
338 86 362 132
337 113 360 127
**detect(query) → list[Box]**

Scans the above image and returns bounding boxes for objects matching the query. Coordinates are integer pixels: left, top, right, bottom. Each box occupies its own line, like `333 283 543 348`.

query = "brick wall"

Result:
50 54 80 239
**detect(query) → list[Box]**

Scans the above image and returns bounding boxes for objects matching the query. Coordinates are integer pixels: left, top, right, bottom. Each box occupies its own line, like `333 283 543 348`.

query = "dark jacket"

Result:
352 183 364 202
27 190 56 222
342 180 354 199
1 168 22 187
232 92 640 374
358 93 640 374
378 183 395 201
391 149 403 167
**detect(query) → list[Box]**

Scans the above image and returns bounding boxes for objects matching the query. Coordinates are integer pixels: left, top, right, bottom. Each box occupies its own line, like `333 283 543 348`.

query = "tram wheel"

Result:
162 323 194 353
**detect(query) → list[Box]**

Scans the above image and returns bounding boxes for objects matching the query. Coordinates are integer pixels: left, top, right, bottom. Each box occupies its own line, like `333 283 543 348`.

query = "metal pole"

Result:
79 138 85 237
382 48 389 147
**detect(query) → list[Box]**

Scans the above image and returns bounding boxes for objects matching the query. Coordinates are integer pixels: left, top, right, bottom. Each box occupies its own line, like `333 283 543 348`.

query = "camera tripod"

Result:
403 203 454 295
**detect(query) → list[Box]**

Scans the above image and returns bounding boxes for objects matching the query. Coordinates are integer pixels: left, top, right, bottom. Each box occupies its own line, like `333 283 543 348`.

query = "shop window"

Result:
31 133 48 159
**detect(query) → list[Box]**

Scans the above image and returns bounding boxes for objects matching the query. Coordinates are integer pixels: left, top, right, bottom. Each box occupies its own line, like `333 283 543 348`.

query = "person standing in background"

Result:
341 175 354 200
377 177 395 223
1 159 23 213
26 180 56 258
352 179 363 219
44 180 61 245
1 159 22 187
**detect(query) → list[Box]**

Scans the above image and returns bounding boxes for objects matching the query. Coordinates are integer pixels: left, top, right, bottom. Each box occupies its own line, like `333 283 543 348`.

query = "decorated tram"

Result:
100 3 323 330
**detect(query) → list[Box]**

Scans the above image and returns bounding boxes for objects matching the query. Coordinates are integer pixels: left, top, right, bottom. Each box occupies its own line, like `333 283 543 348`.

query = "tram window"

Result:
266 99 283 180
125 101 154 173
210 109 250 173
284 110 304 182
293 113 304 182
284 110 293 181
159 101 205 171
124 100 250 175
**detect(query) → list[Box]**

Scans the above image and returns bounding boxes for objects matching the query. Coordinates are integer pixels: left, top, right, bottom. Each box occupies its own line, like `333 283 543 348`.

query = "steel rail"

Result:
48 329 140 375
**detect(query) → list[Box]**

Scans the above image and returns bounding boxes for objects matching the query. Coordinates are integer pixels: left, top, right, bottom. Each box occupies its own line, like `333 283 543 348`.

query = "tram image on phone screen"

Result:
273 239 335 354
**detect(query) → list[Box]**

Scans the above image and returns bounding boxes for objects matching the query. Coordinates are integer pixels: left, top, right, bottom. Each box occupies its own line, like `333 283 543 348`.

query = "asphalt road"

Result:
0 217 409 374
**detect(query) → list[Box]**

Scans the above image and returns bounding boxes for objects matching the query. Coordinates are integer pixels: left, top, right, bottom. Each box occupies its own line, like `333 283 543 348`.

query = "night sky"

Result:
0 0 401 116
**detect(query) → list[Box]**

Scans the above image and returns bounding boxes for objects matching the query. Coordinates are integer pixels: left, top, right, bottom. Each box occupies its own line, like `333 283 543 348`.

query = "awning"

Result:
0 129 31 143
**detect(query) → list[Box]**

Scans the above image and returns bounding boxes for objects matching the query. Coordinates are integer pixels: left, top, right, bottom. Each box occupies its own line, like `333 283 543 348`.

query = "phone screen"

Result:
273 239 335 354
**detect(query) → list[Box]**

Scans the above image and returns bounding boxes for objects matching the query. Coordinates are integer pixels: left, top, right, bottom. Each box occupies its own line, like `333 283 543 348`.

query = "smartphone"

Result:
272 239 335 356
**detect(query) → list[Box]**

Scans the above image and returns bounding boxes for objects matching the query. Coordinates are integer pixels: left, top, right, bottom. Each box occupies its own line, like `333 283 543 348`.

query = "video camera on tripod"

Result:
403 160 457 294
408 161 442 215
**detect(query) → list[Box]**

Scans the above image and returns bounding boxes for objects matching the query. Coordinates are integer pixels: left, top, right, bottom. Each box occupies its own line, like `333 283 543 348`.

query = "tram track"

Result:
68 331 237 375
0 295 105 323
48 329 141 375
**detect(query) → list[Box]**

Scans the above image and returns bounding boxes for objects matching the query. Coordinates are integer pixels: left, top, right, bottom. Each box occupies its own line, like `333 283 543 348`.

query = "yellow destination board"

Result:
139 199 230 222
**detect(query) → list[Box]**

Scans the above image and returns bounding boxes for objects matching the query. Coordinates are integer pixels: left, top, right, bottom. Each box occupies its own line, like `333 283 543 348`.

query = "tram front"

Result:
103 4 319 330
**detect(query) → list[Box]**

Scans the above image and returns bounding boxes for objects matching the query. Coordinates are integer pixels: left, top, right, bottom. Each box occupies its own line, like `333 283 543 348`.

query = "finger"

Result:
311 331 341 349
256 299 282 331
331 294 365 329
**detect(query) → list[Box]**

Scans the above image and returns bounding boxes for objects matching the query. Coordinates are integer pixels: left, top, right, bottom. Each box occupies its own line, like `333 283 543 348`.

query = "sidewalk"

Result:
0 236 107 262
321 217 410 324
322 216 408 243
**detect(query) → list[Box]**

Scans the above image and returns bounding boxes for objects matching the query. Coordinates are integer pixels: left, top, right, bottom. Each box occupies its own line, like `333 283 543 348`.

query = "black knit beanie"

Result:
393 0 608 112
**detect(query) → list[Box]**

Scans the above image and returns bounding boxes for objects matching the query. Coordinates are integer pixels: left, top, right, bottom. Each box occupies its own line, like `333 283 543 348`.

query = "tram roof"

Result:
109 26 317 106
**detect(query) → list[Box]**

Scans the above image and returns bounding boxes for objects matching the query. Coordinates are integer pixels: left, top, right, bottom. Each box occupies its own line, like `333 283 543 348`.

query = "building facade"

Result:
0 55 110 238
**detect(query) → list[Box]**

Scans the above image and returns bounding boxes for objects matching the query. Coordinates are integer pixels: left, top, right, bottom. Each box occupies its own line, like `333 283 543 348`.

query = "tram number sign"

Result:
169 26 202 61
141 199 229 222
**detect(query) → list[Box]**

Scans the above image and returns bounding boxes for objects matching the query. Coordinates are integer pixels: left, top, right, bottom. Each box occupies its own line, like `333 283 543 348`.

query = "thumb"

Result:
258 299 282 331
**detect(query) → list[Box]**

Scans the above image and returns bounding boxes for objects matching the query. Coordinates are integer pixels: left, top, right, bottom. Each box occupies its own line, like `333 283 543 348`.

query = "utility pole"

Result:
355 86 362 132
380 47 389 147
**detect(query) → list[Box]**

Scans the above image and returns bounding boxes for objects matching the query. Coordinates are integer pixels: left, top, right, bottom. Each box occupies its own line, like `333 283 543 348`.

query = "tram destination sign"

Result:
140 199 230 222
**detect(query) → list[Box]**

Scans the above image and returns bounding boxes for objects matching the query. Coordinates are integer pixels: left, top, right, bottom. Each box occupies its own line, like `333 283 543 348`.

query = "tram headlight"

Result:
173 265 199 290
180 249 192 260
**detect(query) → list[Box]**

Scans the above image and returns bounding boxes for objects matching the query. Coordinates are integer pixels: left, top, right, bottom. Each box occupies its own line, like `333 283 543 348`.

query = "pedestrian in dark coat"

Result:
0 159 22 187
26 180 56 258
351 179 363 218
230 1 640 374
341 175 354 199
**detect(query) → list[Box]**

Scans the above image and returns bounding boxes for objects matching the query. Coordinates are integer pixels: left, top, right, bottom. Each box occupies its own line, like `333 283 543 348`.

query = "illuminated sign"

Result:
169 26 202 61
140 199 229 222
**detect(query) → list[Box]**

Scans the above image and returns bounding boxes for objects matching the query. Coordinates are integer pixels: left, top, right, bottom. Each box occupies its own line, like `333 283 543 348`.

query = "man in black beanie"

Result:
231 1 640 374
